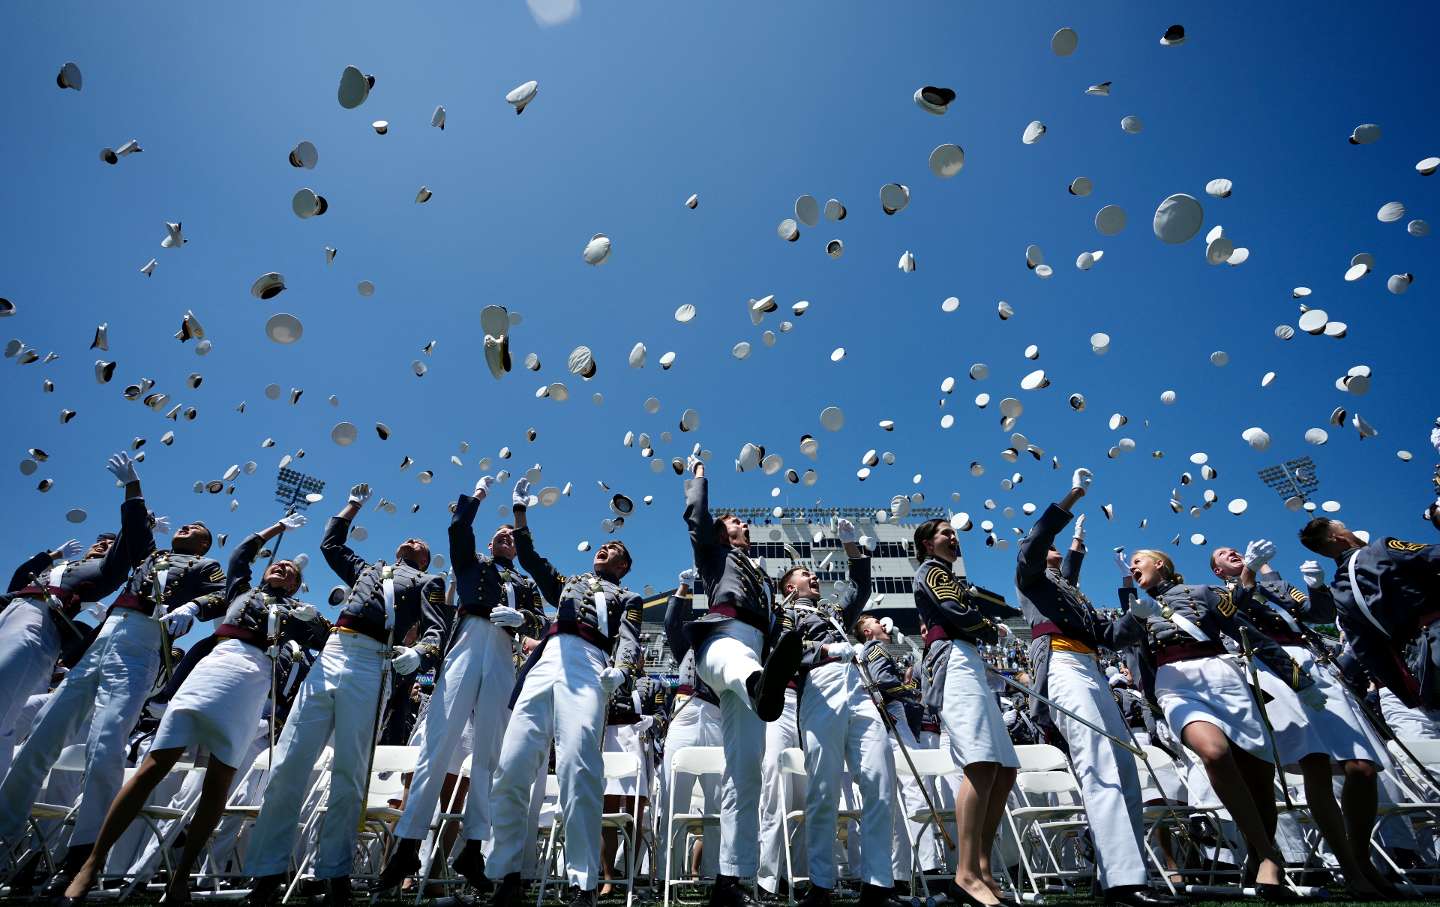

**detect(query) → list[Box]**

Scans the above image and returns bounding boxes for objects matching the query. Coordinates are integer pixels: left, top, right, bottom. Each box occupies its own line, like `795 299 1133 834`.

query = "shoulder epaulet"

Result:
1213 586 1237 618
1288 586 1307 604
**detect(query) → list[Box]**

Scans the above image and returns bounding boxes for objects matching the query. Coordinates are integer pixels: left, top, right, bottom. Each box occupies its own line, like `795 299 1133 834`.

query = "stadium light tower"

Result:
1257 457 1320 512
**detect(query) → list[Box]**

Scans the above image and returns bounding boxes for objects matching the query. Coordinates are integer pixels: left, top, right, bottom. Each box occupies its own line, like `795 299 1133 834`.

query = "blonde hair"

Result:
1134 549 1184 584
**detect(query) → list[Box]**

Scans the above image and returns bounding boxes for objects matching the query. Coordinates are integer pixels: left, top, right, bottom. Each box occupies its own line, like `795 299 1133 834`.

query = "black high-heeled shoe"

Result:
1254 882 1300 903
943 881 1002 907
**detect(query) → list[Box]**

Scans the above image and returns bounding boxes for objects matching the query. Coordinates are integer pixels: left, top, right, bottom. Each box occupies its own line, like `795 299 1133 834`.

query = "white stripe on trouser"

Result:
488 634 607 890
395 616 512 841
758 688 801 891
696 623 766 878
657 697 723 877
1046 651 1147 889
0 598 62 744
245 632 385 880
0 608 160 847
884 701 943 878
801 663 894 889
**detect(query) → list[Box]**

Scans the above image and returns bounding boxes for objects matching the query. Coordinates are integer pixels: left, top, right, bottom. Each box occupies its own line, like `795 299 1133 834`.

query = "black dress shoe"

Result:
1254 883 1299 903
752 632 802 721
371 839 422 893
452 841 492 893
566 886 597 907
1104 886 1181 906
242 874 287 907
859 883 911 907
490 872 525 907
797 884 832 907
709 874 763 907
321 876 352 907
41 871 76 901
943 880 993 907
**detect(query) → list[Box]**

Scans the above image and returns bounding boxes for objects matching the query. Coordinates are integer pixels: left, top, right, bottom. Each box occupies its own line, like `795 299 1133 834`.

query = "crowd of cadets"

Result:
0 450 1437 907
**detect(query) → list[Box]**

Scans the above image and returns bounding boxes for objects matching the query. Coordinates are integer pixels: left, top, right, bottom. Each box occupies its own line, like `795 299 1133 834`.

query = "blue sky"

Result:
2 2 1437 646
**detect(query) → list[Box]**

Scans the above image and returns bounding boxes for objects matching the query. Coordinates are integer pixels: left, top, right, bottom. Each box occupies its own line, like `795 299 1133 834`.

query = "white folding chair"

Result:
110 760 211 899
662 746 724 907
1 743 89 890
1368 739 1440 887
355 745 421 881
895 747 958 900
411 753 473 903
537 752 643 907
1004 762 1090 897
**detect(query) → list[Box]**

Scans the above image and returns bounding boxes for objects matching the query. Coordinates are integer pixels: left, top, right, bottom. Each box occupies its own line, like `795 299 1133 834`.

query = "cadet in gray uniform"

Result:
374 477 546 893
1211 542 1389 898
61 514 328 906
243 483 448 907
487 477 643 907
1015 472 1169 907
1125 547 1319 899
780 518 898 907
680 457 803 907
0 452 224 898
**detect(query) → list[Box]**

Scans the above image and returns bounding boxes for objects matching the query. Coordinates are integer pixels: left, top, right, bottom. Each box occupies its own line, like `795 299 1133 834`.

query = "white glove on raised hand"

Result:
1298 685 1326 710
1431 418 1440 456
390 646 421 675
1071 468 1093 493
279 512 308 531
162 602 199 637
489 605 525 628
1072 513 1087 542
686 443 704 475
289 603 320 623
151 514 171 536
348 483 372 506
1299 560 1326 590
474 475 496 501
825 641 856 661
835 517 859 545
58 538 85 560
677 567 699 586
1243 539 1276 570
1128 596 1158 619
107 451 139 485
599 667 626 696
512 477 531 509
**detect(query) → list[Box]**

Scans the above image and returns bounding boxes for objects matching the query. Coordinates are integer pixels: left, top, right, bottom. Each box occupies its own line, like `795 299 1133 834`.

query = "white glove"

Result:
1243 539 1276 570
836 518 859 545
390 646 421 675
512 477 531 509
1299 560 1326 590
1071 467 1093 492
348 483 372 505
107 451 139 484
1072 513 1086 542
58 538 85 560
677 567 699 586
600 666 626 695
162 602 199 637
1113 547 1129 573
1128 596 1157 619
489 605 525 628
1430 418 1440 456
686 443 703 475
1298 685 1326 710
151 514 171 536
825 641 856 661
288 603 320 623
279 512 308 531
474 475 496 500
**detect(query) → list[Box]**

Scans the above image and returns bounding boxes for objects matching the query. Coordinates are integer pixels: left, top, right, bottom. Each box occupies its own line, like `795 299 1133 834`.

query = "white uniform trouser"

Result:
0 598 62 743
695 623 766 879
1047 651 1147 890
246 632 385 880
0 608 160 847
885 701 943 878
801 663 895 889
395 616 512 842
1380 689 1440 742
758 688 801 891
657 697 723 877
488 634 607 890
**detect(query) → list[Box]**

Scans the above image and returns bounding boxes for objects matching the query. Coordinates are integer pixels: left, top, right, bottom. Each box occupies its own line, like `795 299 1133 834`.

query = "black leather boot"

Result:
320 876 352 907
370 838 421 893
452 839 492 892
241 874 286 907
490 872 525 907
709 874 763 907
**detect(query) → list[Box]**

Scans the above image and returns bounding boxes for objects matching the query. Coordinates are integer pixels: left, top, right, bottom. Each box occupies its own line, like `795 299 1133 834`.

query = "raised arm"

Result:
321 484 372 585
8 551 54 592
683 471 719 566
1018 503 1072 581
512 525 564 606
106 453 156 568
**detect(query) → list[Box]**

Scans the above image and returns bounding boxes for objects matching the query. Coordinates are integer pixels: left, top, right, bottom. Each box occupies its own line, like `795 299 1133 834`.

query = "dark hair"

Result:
601 540 632 568
94 532 117 543
778 566 806 594
714 514 742 547
914 518 946 556
1298 518 1336 554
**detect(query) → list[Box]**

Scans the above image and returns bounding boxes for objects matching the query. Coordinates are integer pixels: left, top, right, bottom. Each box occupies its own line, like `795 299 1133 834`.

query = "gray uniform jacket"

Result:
111 505 227 620
449 492 547 643
682 476 778 651
512 526 644 707
1326 537 1440 706
913 556 1019 645
1231 569 1335 647
792 553 872 674
213 532 330 653
321 515 450 672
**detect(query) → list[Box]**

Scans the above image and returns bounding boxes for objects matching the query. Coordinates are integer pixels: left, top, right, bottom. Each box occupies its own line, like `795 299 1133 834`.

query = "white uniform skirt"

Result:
941 639 1019 769
152 638 271 768
1155 656 1273 762
604 717 654 797
1280 644 1379 765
